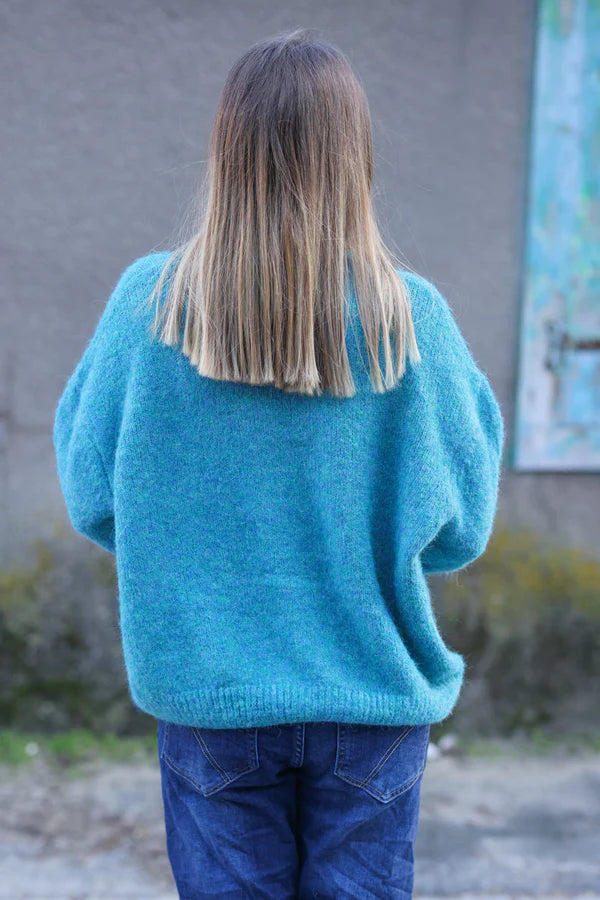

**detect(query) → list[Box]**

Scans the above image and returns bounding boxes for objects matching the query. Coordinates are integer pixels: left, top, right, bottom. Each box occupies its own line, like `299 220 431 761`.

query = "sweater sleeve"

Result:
419 370 504 574
52 255 151 554
53 410 116 554
412 280 505 575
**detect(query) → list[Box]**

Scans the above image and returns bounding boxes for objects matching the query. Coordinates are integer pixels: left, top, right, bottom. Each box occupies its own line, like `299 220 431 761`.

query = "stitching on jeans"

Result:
163 752 257 794
336 724 414 784
162 725 259 793
292 724 305 768
191 728 230 779
335 724 427 802
362 726 415 784
340 764 426 802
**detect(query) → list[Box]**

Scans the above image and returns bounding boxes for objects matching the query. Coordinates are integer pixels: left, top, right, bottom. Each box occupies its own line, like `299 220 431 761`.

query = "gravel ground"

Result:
1 742 599 899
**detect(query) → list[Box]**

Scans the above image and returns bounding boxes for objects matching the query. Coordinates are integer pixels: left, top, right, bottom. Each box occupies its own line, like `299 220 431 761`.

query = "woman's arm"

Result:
52 257 149 554
419 369 504 574
53 395 116 553
408 278 505 575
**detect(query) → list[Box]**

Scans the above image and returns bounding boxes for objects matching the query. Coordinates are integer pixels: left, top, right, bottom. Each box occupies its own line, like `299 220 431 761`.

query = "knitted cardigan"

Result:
53 252 504 728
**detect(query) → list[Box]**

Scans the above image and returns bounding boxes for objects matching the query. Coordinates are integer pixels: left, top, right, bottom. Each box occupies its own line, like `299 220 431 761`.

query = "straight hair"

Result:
143 27 422 397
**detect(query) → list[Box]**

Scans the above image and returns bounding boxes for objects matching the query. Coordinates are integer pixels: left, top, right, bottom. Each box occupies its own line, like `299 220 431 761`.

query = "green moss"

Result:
444 516 600 625
89 554 118 589
0 535 149 735
437 519 600 736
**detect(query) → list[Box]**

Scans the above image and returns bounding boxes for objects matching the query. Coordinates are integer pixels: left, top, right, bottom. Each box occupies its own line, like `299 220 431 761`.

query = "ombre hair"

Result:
144 27 422 397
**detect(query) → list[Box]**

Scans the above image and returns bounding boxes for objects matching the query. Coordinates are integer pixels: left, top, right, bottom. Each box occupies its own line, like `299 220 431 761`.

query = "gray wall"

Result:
2 0 597 565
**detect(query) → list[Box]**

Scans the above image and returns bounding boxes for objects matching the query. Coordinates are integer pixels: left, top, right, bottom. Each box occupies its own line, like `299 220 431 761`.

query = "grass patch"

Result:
0 728 157 769
2 726 599 774
457 728 600 758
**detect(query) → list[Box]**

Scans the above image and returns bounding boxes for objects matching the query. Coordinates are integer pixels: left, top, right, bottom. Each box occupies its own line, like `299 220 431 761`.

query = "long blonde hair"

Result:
144 27 422 397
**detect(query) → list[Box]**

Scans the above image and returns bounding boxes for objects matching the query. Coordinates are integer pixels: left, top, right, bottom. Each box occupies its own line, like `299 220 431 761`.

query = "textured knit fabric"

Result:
53 251 505 729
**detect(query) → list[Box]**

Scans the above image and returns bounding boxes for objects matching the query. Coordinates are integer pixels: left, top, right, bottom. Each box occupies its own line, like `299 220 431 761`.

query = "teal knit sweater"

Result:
53 252 504 728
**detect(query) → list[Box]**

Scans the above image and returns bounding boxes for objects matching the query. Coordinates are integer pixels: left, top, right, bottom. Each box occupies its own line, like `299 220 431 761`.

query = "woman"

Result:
53 27 504 900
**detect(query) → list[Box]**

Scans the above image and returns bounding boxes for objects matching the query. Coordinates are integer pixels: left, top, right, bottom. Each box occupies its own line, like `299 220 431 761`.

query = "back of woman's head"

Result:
146 27 422 397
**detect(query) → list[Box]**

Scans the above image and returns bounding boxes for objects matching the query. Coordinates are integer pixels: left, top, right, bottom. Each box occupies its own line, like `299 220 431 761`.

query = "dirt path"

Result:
1 745 599 899
416 748 600 898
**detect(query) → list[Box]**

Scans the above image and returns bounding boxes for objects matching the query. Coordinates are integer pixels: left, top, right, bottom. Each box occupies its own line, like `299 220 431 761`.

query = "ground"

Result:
1 738 598 899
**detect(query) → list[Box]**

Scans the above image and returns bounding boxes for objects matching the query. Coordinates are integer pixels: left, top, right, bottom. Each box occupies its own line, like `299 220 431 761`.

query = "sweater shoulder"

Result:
118 250 174 292
396 269 457 336
91 250 175 351
114 250 175 314
396 268 483 382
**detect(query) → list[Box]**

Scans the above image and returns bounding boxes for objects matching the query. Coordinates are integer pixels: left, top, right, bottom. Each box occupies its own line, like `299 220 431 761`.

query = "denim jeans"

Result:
157 719 431 899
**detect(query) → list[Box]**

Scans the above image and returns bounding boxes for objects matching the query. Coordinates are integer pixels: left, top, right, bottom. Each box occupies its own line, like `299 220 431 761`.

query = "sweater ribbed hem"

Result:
130 675 465 729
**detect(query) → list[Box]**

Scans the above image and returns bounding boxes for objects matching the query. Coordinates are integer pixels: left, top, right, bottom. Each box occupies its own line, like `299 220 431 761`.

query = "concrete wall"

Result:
2 0 597 565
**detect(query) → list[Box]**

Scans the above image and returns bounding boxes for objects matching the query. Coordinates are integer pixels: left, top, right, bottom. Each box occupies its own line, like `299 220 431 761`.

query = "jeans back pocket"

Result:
159 721 260 797
334 723 431 804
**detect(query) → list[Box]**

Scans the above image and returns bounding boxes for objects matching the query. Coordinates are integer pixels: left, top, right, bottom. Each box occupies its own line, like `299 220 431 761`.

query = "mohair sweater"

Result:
53 251 504 729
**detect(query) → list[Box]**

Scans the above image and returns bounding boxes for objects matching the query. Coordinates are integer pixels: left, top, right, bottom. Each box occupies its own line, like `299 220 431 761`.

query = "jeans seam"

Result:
292 723 305 768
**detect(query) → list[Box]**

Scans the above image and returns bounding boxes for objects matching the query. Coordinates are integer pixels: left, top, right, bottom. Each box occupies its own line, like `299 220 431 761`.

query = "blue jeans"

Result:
157 719 431 899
